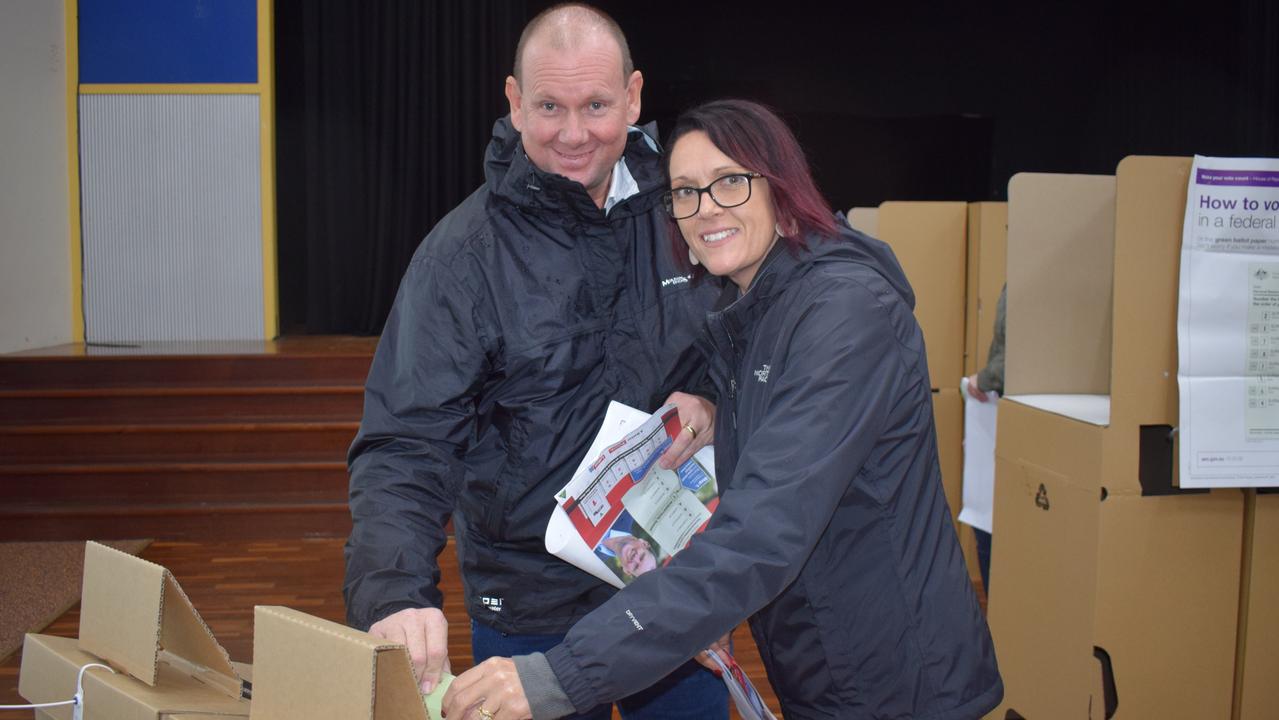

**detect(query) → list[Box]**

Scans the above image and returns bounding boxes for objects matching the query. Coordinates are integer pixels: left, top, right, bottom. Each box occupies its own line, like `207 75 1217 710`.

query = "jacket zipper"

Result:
726 330 739 430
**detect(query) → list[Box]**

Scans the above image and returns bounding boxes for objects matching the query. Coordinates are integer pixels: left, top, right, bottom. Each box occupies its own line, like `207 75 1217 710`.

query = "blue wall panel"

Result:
80 0 257 83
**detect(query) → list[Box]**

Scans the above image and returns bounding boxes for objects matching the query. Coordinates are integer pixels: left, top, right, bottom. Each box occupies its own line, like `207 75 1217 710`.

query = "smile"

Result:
555 149 593 163
702 228 737 244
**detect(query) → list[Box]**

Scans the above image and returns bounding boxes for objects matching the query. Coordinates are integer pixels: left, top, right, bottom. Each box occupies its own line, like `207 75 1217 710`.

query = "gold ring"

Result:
682 423 698 439
478 708 495 720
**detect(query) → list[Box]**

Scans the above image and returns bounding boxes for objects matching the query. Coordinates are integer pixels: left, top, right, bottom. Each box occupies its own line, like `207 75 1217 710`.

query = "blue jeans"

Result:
975 528 992 595
471 619 728 720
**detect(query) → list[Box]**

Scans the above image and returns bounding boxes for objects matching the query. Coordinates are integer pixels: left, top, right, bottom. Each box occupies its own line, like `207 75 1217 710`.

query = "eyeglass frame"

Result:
662 172 764 220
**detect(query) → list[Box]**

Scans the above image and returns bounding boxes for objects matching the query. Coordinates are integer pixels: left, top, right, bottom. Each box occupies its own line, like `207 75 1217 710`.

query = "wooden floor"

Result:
0 537 811 719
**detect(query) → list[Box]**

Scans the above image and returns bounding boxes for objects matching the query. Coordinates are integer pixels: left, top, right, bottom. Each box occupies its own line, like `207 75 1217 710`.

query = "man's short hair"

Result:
513 2 633 86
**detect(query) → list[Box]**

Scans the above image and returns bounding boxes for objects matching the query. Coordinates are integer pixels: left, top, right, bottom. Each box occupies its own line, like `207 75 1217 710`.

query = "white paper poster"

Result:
1178 155 1279 488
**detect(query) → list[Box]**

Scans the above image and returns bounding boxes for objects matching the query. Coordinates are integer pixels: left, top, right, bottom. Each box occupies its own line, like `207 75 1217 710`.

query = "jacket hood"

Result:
813 216 916 310
482 115 664 219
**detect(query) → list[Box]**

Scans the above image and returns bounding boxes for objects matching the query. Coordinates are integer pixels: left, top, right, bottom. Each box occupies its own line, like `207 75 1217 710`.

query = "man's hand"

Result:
695 630 734 675
965 374 990 403
443 657 532 720
658 392 715 469
369 607 451 693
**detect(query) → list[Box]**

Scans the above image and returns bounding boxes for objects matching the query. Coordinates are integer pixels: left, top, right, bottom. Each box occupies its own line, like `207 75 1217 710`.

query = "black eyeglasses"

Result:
662 173 763 219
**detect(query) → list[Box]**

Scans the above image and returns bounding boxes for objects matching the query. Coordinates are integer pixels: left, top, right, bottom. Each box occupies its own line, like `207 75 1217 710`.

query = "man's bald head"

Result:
513 3 633 86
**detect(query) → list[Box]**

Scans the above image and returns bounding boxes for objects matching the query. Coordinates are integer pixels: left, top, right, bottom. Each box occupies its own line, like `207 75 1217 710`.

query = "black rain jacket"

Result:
545 225 1003 719
344 117 717 633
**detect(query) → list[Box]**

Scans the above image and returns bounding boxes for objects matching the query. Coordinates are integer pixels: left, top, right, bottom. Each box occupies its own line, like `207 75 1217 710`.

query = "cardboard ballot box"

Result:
18 541 251 719
250 605 427 720
985 159 1246 720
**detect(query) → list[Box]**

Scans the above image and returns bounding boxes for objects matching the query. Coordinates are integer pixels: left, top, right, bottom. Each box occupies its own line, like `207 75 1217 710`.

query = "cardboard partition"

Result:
878 201 968 388
1093 491 1242 720
250 606 427 720
18 542 249 719
965 202 1007 377
987 415 1103 720
1004 173 1115 398
1237 492 1279 719
933 388 980 581
846 206 878 237
79 542 243 697
1108 156 1192 439
987 400 1244 720
934 388 963 520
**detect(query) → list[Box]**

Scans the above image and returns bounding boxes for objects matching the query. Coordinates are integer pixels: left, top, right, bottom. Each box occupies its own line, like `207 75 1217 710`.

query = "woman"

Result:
444 99 1003 720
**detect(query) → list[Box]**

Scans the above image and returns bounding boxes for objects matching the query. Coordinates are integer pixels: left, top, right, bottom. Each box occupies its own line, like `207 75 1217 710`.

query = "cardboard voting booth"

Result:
18 541 251 719
986 159 1246 720
250 605 428 720
877 201 969 388
846 206 878 237
933 387 964 529
965 202 1008 378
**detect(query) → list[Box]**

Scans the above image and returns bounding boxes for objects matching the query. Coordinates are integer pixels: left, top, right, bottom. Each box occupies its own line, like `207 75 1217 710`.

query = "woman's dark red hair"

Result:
663 99 839 277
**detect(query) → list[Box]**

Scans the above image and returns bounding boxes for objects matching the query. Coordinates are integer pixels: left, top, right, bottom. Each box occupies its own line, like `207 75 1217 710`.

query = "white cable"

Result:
0 699 76 709
0 661 116 716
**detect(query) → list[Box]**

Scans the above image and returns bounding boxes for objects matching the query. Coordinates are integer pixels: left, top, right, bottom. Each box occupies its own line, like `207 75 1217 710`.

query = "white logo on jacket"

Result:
754 364 771 383
661 274 691 288
481 596 503 612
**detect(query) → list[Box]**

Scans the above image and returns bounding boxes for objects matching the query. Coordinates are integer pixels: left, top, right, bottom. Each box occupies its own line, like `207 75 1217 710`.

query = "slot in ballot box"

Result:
986 159 1245 720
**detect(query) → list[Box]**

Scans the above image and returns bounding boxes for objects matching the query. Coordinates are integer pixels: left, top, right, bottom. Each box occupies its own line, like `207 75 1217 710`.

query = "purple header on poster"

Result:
1196 168 1279 187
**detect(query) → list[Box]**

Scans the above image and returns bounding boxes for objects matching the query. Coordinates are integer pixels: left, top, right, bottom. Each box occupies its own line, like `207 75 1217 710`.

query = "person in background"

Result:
965 282 1006 590
445 99 1003 720
343 4 727 719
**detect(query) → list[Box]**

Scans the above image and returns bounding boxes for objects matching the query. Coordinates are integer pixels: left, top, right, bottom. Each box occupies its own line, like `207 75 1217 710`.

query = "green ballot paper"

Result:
422 672 456 720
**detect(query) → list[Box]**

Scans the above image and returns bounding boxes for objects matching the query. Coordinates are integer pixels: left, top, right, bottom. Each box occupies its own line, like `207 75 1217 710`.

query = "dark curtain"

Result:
276 1 527 335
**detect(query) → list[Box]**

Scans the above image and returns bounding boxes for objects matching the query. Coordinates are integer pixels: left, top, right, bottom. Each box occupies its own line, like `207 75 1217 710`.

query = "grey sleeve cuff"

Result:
513 652 579 720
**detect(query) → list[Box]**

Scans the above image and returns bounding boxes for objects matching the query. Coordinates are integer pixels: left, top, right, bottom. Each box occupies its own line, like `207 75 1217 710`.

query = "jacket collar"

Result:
483 116 664 223
705 240 804 346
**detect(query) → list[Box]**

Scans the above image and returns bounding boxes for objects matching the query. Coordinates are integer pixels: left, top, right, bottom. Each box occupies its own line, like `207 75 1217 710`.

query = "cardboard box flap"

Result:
78 542 239 692
250 606 427 720
19 634 249 720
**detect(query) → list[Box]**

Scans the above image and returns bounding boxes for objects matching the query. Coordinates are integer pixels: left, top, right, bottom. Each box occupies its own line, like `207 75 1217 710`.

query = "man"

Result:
343 4 724 718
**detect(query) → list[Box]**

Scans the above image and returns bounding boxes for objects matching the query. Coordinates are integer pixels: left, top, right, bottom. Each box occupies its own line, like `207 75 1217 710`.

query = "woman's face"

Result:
669 130 779 292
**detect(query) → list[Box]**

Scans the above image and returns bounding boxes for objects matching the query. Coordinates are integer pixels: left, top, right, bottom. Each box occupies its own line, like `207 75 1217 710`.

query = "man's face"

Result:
619 536 657 577
505 34 642 208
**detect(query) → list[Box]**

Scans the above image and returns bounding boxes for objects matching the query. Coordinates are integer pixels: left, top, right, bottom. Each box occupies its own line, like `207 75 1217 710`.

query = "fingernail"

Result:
421 679 434 694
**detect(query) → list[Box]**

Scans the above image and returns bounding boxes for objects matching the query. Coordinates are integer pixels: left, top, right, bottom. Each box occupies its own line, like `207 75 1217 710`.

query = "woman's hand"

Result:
658 392 716 469
442 657 532 720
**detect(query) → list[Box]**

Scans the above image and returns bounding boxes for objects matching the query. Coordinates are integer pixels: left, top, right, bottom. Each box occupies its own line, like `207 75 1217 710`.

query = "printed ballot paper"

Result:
958 376 998 534
1178 155 1279 488
545 401 777 720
